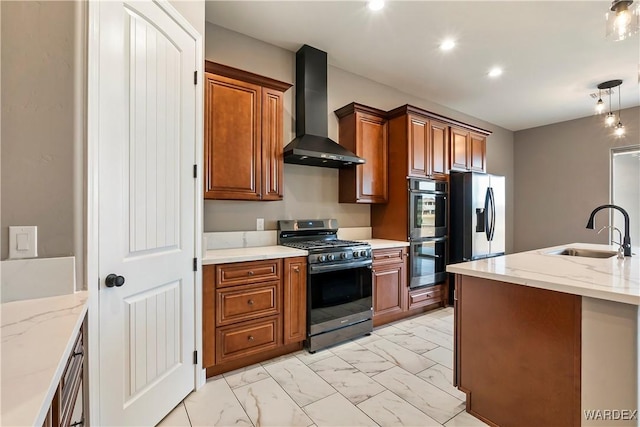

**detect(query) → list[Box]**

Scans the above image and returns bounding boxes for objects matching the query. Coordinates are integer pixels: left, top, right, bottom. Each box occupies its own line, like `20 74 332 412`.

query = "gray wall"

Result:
205 24 516 253
1 1 85 279
513 106 639 252
0 1 205 288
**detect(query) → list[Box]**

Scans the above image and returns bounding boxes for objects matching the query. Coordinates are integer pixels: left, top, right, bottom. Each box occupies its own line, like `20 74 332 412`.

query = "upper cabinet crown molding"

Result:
205 61 292 92
387 105 492 137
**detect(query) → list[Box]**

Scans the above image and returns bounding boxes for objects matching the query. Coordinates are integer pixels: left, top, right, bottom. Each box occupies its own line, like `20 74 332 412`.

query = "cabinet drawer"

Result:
60 329 83 411
408 286 442 310
373 248 406 265
216 281 280 326
216 316 280 363
216 259 281 288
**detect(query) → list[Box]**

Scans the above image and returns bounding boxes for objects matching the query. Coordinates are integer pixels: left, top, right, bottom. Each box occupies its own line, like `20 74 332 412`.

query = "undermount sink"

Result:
547 248 618 259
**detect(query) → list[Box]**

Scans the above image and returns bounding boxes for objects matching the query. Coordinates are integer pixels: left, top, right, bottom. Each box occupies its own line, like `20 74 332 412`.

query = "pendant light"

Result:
606 0 640 41
595 89 605 114
597 79 622 128
614 88 626 137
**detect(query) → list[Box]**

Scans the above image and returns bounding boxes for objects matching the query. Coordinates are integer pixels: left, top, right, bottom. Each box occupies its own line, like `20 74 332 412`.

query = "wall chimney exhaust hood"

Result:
283 45 365 168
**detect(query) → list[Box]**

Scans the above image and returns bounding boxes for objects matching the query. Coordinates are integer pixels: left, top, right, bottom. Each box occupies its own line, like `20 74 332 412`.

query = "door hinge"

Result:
193 164 197 178
193 350 198 364
194 70 197 85
193 258 198 272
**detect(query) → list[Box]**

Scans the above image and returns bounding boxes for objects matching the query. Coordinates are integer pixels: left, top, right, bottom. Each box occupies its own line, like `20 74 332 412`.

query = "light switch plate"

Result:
256 218 265 231
9 226 37 259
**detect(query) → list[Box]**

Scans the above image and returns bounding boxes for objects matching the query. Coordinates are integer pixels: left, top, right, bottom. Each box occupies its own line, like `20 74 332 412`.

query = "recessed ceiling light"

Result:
367 0 385 11
488 67 503 78
440 39 456 51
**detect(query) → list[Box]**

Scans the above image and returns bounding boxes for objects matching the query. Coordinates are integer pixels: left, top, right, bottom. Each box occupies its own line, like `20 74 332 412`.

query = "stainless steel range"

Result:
278 219 373 353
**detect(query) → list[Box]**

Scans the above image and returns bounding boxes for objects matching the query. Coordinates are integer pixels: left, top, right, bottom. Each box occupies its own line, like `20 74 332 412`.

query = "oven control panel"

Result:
311 247 371 264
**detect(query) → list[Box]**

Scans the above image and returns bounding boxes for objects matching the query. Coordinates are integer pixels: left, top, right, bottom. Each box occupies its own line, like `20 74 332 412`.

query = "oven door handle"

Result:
309 260 373 274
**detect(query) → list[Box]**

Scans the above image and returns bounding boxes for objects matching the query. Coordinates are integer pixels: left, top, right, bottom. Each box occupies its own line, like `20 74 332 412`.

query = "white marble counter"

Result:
446 243 639 305
1 291 88 427
202 238 409 265
203 246 308 265
365 239 410 250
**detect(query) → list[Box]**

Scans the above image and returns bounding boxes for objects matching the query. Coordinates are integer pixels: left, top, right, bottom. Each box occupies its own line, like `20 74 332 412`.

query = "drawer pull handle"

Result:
248 335 255 341
248 271 254 276
414 292 431 298
247 299 254 305
73 350 84 357
385 255 392 258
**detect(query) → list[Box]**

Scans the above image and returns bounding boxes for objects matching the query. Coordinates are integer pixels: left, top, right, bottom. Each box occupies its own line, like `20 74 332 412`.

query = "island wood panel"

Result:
455 275 581 427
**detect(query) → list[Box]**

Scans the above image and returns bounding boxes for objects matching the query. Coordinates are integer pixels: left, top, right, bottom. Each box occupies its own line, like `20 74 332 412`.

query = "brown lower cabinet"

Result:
44 320 87 427
203 257 307 376
372 247 444 326
454 274 581 427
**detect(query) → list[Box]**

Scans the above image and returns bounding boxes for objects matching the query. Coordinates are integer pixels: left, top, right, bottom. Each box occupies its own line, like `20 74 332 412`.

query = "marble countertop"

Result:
202 239 409 265
446 243 639 305
1 291 88 427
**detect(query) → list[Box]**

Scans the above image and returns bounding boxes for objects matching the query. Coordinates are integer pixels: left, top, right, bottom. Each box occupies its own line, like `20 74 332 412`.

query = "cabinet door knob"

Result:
247 299 254 305
293 266 300 272
105 274 125 288
248 271 254 276
248 335 254 341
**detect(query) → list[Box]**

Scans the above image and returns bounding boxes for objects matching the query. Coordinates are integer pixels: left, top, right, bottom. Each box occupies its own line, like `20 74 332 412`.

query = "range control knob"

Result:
359 250 368 257
317 255 326 263
340 252 348 260
327 254 335 261
353 251 359 258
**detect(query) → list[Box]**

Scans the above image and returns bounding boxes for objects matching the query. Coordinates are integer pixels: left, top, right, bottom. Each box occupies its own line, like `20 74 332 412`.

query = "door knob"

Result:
105 274 125 288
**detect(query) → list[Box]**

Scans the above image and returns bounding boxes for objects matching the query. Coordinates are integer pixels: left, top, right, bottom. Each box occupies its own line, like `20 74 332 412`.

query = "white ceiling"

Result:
205 1 640 131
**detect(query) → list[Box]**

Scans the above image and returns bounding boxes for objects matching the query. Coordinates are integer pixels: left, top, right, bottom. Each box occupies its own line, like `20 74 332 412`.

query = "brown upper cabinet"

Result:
387 106 451 180
449 127 487 172
335 103 388 204
204 62 292 200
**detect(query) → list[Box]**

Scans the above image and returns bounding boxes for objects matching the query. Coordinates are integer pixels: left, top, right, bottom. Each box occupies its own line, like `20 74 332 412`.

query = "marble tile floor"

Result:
157 307 488 427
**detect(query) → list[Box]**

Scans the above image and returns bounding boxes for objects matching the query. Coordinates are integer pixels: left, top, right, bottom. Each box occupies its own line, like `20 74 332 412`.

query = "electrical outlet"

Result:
256 218 265 231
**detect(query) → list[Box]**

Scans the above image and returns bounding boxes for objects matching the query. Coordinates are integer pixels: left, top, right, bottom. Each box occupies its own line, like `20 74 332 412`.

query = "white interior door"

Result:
95 1 197 425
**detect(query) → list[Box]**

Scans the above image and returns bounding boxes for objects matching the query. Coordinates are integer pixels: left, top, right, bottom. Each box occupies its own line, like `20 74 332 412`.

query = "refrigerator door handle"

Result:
483 188 491 240
488 187 496 241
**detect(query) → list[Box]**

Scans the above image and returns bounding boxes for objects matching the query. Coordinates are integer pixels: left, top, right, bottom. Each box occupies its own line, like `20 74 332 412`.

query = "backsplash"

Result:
203 227 372 253
1 256 76 303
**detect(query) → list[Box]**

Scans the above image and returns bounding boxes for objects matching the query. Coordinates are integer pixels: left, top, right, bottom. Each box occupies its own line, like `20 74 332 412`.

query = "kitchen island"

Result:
447 243 639 427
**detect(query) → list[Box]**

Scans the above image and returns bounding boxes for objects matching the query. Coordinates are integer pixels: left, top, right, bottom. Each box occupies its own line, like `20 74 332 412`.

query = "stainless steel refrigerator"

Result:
449 172 506 263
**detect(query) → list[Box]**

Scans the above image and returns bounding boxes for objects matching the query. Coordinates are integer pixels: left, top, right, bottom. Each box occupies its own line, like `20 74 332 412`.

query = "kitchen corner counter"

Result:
203 245 307 265
446 243 639 305
365 239 410 250
1 291 88 427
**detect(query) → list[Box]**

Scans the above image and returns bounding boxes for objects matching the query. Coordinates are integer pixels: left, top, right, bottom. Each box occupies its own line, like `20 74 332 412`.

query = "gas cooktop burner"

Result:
282 239 367 250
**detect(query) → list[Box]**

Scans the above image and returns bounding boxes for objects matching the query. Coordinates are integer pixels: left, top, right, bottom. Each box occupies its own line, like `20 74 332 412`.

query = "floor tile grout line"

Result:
363 373 456 426
226 375 261 427
415 362 468 401
261 356 342 412
181 402 194 427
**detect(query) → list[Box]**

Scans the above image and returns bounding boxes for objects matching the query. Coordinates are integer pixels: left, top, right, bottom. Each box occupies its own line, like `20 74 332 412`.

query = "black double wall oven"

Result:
408 179 448 289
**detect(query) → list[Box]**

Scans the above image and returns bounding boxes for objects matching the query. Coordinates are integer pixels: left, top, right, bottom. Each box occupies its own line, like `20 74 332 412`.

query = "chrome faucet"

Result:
598 226 625 259
586 204 632 257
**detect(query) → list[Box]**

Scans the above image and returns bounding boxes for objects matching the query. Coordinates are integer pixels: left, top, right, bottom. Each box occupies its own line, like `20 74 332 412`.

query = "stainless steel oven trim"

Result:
409 237 448 289
408 181 448 240
309 259 372 274
309 308 372 335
